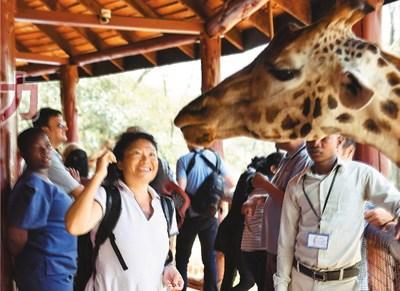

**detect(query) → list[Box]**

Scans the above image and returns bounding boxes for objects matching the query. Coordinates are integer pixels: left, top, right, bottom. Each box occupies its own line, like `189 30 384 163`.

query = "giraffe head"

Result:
175 0 400 165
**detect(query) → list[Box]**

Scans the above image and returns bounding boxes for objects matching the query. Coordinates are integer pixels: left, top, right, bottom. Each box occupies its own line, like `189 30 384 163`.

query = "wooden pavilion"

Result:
1 0 399 290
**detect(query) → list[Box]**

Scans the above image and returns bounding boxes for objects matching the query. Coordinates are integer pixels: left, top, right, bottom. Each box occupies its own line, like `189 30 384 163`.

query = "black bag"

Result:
74 184 174 291
186 150 225 217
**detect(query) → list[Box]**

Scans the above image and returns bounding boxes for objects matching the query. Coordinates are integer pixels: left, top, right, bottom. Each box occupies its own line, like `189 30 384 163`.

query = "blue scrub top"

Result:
8 171 77 279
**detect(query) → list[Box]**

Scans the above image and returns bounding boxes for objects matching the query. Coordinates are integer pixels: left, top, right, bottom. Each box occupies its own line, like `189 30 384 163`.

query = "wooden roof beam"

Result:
124 0 193 59
16 9 204 35
207 0 268 37
16 51 69 65
249 9 272 38
179 0 243 50
274 0 311 25
75 34 198 66
19 64 59 77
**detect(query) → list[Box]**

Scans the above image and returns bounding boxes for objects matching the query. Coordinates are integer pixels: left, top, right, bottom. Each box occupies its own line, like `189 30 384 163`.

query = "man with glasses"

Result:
33 107 83 198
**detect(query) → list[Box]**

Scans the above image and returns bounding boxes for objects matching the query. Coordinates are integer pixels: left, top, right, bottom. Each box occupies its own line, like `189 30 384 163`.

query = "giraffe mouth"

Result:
180 125 216 146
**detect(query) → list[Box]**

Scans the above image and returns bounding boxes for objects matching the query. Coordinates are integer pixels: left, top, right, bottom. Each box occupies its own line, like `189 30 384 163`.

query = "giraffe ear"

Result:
339 71 374 110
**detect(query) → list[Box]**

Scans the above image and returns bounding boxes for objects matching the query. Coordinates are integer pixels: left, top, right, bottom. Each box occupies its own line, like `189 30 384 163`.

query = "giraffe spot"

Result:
367 44 378 54
387 72 400 86
300 123 312 137
336 48 342 55
345 49 350 55
289 132 298 139
336 113 353 123
246 127 261 138
379 120 392 131
356 52 362 58
303 97 311 117
293 90 305 99
363 119 381 134
306 81 312 87
317 86 325 93
313 98 322 118
313 43 320 50
351 51 355 57
344 57 350 62
335 39 341 45
344 39 351 47
356 43 366 50
380 100 399 119
377 57 388 67
393 88 400 98
329 44 334 50
265 107 280 123
281 115 300 130
328 95 338 109
323 47 329 53
249 111 262 123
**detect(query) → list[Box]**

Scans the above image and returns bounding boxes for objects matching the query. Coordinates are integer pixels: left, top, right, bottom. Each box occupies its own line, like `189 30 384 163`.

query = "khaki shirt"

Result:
275 159 400 290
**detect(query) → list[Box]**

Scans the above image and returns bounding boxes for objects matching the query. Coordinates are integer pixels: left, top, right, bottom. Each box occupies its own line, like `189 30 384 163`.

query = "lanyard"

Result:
302 165 340 222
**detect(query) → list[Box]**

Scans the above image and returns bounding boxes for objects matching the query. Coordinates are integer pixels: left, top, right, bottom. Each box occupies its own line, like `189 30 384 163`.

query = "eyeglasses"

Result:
57 122 67 129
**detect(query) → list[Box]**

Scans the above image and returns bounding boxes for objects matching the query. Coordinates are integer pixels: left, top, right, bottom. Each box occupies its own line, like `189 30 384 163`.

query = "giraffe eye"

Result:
268 68 300 81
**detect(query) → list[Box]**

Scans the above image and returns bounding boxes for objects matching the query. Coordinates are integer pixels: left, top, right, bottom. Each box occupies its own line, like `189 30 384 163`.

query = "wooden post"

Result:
200 33 226 288
0 0 17 290
200 34 224 156
60 65 79 142
352 6 390 176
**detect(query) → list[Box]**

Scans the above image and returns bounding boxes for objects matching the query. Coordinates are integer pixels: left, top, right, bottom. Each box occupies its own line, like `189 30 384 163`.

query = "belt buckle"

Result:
313 271 327 281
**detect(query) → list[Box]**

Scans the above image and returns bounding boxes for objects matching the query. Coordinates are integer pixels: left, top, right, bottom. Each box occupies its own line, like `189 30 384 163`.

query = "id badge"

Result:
307 232 329 250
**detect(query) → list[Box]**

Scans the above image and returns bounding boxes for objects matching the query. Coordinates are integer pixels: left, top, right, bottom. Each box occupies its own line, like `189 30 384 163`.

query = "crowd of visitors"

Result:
6 106 400 291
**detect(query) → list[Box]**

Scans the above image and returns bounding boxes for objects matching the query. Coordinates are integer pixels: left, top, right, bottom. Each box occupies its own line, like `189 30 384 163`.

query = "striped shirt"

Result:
262 143 311 254
241 188 267 251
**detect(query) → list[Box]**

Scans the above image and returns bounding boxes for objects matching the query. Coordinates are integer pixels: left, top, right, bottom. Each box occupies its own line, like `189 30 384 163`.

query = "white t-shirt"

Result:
85 180 178 291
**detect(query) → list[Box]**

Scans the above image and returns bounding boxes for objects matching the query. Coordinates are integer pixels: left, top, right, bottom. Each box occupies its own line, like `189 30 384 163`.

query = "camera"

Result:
99 9 111 24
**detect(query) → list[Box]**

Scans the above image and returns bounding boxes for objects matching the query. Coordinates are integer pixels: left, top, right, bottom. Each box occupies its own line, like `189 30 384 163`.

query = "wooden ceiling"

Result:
13 0 395 81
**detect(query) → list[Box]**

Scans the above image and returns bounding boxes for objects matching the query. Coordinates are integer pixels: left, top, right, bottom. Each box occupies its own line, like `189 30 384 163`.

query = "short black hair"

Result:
32 107 62 128
18 127 46 158
65 149 89 178
113 131 158 162
248 152 284 178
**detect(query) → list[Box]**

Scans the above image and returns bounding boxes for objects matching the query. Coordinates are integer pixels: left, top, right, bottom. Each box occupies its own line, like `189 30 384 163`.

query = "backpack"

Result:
186 150 225 217
74 183 174 291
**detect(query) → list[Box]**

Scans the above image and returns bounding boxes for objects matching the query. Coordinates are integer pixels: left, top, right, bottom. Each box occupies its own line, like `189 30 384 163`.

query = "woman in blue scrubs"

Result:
7 127 77 291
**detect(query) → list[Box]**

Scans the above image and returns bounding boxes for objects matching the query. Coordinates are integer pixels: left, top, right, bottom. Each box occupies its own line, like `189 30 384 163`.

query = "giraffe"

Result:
174 0 400 166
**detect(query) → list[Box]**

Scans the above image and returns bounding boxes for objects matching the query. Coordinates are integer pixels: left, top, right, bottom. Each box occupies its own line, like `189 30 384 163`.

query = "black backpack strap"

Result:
92 184 127 286
160 195 175 266
186 151 200 175
160 195 174 235
199 151 221 174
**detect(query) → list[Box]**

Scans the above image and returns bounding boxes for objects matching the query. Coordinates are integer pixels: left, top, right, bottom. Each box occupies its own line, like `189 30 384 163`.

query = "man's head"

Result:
306 135 341 164
32 108 67 148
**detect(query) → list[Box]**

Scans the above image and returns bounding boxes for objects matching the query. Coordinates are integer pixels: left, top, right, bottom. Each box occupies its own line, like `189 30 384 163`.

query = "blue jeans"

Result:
176 215 218 291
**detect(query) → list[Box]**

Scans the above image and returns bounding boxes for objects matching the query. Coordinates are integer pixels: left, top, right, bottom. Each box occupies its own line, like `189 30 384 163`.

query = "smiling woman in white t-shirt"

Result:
65 131 183 291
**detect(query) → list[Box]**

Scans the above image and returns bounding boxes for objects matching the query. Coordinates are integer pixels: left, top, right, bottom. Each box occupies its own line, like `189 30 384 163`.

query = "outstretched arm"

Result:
65 151 116 235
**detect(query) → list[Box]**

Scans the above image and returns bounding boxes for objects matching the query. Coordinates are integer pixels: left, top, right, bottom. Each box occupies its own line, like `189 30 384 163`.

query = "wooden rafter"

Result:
22 34 198 76
76 34 198 66
249 9 272 38
16 51 68 65
207 0 268 37
16 9 204 35
178 0 243 50
274 0 311 25
124 0 195 59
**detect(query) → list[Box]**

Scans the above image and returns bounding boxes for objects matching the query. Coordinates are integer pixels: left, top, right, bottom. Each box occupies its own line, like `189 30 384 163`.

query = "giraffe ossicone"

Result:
174 0 400 166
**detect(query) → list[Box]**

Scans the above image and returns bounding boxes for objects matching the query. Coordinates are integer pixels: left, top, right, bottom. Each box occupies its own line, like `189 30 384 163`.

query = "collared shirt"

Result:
262 143 311 254
8 171 77 282
275 159 400 290
48 148 80 194
85 180 178 291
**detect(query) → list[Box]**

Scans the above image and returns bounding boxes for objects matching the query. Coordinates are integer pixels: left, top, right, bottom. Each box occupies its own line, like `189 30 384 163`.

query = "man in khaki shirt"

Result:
274 135 400 291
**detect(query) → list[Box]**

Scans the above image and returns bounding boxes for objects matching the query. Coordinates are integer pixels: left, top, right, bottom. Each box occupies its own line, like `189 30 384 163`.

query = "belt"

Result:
293 260 359 282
